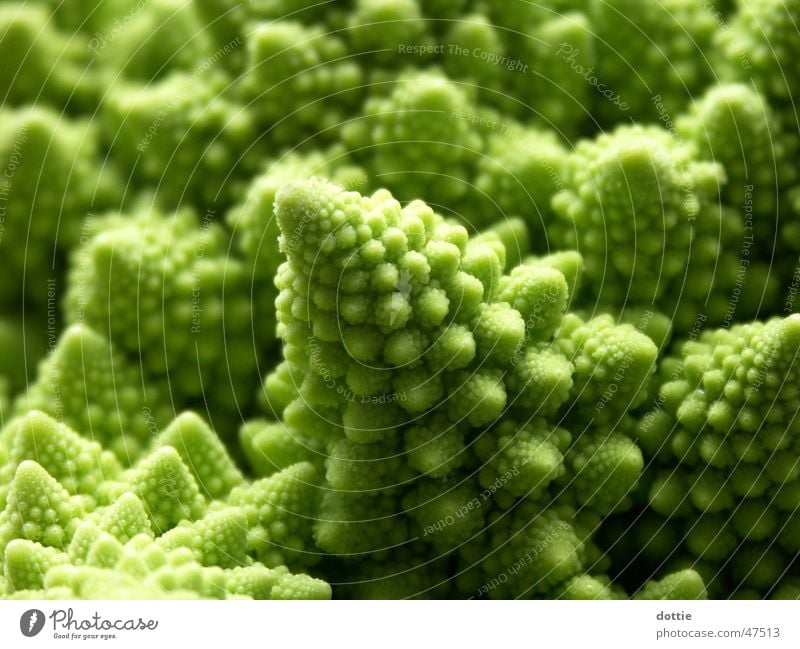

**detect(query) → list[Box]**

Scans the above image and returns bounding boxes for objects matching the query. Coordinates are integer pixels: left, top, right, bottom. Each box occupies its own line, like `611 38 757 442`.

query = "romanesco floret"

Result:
227 461 322 569
227 148 367 350
0 411 122 508
590 0 718 124
637 314 800 596
155 412 245 500
470 504 589 598
678 84 794 220
238 21 363 144
552 125 722 308
341 72 483 210
14 325 171 464
3 0 800 604
0 4 98 110
0 410 330 599
441 14 503 92
103 73 255 209
717 0 800 105
473 127 570 241
635 569 708 600
346 0 428 65
266 178 675 598
239 419 319 477
65 209 260 433
551 122 778 328
487 9 594 134
0 107 117 306
92 0 213 82
229 149 366 286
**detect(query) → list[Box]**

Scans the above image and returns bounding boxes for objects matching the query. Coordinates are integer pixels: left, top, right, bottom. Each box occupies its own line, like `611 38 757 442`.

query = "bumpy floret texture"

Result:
14 325 171 464
103 73 255 210
0 107 117 306
65 210 260 434
346 0 427 64
552 126 721 307
552 124 778 329
0 411 329 599
473 127 570 240
341 73 483 210
678 83 798 274
227 148 367 347
4 0 800 602
92 0 213 83
590 0 718 123
268 179 675 597
636 315 800 597
717 0 800 105
678 84 793 221
483 8 595 135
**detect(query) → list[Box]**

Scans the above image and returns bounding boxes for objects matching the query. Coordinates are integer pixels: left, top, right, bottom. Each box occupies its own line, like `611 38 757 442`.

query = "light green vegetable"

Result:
1 0 799 601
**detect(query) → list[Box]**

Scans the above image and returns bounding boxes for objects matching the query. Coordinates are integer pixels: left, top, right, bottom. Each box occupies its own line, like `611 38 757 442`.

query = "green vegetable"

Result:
341 72 483 209
265 178 680 597
0 411 329 599
590 0 718 123
637 315 800 597
14 325 171 463
1 0 799 601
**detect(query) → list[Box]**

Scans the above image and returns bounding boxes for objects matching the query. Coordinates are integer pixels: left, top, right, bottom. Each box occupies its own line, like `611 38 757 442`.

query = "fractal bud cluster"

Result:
0 0 799 600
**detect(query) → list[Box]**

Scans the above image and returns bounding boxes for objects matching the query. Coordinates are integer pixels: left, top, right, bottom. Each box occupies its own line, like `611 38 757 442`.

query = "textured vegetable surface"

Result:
0 0 799 600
